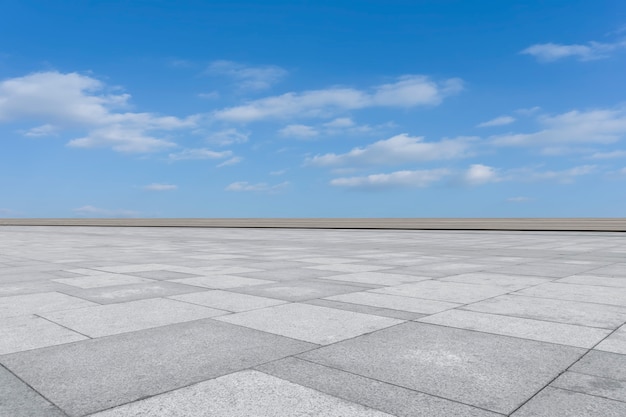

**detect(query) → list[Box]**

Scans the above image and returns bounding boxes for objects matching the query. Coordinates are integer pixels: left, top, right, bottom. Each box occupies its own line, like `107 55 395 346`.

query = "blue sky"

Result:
1 0 625 218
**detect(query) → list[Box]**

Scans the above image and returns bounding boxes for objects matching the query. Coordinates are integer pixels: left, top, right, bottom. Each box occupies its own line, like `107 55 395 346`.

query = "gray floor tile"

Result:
0 280 73 297
326 291 461 314
0 365 66 417
57 281 207 304
89 370 394 417
298 322 585 414
551 371 626 403
570 350 626 381
417 309 611 348
229 279 369 302
461 294 626 329
321 272 431 286
304 299 425 320
0 315 87 355
596 325 626 355
52 273 154 289
586 263 626 277
235 267 342 281
439 272 552 290
40 298 227 337
0 319 315 416
556 274 626 288
0 292 97 318
372 280 510 304
169 290 287 312
511 387 626 417
306 264 393 273
127 270 203 280
216 302 403 345
515 282 626 307
487 262 600 278
257 357 501 417
171 275 275 289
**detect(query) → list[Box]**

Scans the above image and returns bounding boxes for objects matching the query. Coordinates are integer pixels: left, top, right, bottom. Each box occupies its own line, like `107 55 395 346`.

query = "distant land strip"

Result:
0 218 625 231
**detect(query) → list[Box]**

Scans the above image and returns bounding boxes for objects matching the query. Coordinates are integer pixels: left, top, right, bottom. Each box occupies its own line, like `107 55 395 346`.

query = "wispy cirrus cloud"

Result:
589 150 626 159
213 75 463 122
0 71 199 153
330 169 450 190
168 148 232 161
225 181 289 193
217 156 242 167
477 115 515 128
143 183 177 191
521 39 626 62
206 60 287 91
307 133 474 167
73 205 141 217
278 124 319 139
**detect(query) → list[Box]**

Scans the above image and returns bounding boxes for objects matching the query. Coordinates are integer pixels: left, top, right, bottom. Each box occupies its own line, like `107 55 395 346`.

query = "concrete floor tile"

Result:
516 282 626 307
417 309 611 348
257 357 501 417
126 270 202 280
595 325 626 355
236 267 342 281
307 263 393 273
229 279 369 301
487 262 599 278
89 370 394 417
321 272 431 286
298 322 585 414
0 292 97 318
372 280 510 304
556 274 626 288
0 280 73 297
462 294 626 329
439 272 552 290
52 273 155 288
551 371 626 403
169 290 287 312
570 350 626 381
0 319 315 416
297 257 361 264
304 299 425 320
171 275 275 289
40 298 227 337
216 302 403 344
511 387 626 417
0 315 87 354
586 263 626 277
326 291 460 314
0 365 66 417
57 281 207 304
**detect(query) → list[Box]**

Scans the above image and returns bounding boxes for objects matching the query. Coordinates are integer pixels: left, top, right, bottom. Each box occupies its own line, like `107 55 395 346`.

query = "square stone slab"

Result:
216 302 403 345
511 387 626 417
89 370 394 417
461 294 626 329
127 270 203 280
322 272 431 286
417 309 611 348
298 322 585 414
228 279 369 302
595 325 626 354
52 273 155 288
372 280 510 304
57 281 208 304
169 290 287 312
557 274 626 288
326 291 460 314
585 263 626 277
515 282 626 307
40 298 227 337
306 264 392 273
305 299 425 320
0 365 66 417
0 319 315 416
0 315 87 355
439 272 552 291
171 275 275 289
551 371 626 403
235 267 342 281
257 357 501 417
0 292 97 318
570 350 626 381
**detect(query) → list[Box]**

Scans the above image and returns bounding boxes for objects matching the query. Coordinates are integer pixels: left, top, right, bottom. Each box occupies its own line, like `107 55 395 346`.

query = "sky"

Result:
1 0 625 218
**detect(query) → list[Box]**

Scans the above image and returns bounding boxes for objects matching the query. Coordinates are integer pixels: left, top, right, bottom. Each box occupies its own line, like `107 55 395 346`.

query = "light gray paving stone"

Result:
556 274 626 288
0 292 97 318
256 357 501 417
417 309 611 348
0 315 87 355
57 281 208 304
0 280 74 297
401 262 489 276
40 298 227 337
321 272 431 286
372 280 510 304
511 387 626 417
229 279 369 301
216 302 403 345
326 291 461 314
304 299 425 320
551 371 626 403
235 267 343 281
570 350 626 381
171 275 275 289
126 270 202 280
298 322 585 415
94 264 170 273
89 370 394 417
461 294 626 329
52 273 155 288
586 263 626 277
487 262 599 278
0 365 67 417
246 260 314 270
196 266 262 275
0 318 315 417
439 272 552 290
169 290 287 312
595 325 626 355
515 282 626 307
306 263 393 273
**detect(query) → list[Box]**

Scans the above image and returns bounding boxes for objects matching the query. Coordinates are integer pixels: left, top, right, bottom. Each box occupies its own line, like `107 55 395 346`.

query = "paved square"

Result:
0 226 625 416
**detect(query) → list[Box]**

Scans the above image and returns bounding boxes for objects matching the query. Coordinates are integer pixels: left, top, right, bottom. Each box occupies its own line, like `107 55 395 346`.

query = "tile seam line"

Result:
506 319 626 416
33 314 94 340
546 385 626 405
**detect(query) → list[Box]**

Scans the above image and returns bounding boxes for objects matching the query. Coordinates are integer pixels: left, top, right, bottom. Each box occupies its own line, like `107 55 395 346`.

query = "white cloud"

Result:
307 133 474 167
213 75 463 122
492 108 626 147
323 117 355 128
0 71 198 153
205 128 248 145
217 156 242 167
278 124 319 138
198 91 220 100
225 181 289 193
463 164 499 185
521 39 626 62
73 205 141 218
207 60 287 91
330 169 450 189
510 165 596 183
270 169 287 176
507 196 533 203
589 150 626 159
515 106 541 116
143 183 177 191
477 116 515 128
168 148 232 161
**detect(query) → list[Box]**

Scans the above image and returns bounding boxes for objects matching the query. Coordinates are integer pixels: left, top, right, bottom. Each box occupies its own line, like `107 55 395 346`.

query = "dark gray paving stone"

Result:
298 322 585 415
235 267 343 281
0 280 75 297
326 291 461 314
570 350 626 381
229 279 370 302
0 319 315 416
0 365 66 417
256 357 501 417
551 371 626 403
511 387 626 417
57 281 208 304
305 299 425 320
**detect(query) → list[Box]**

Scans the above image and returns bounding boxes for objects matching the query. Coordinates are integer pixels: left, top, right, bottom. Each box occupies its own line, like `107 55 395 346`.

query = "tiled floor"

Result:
0 226 625 416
